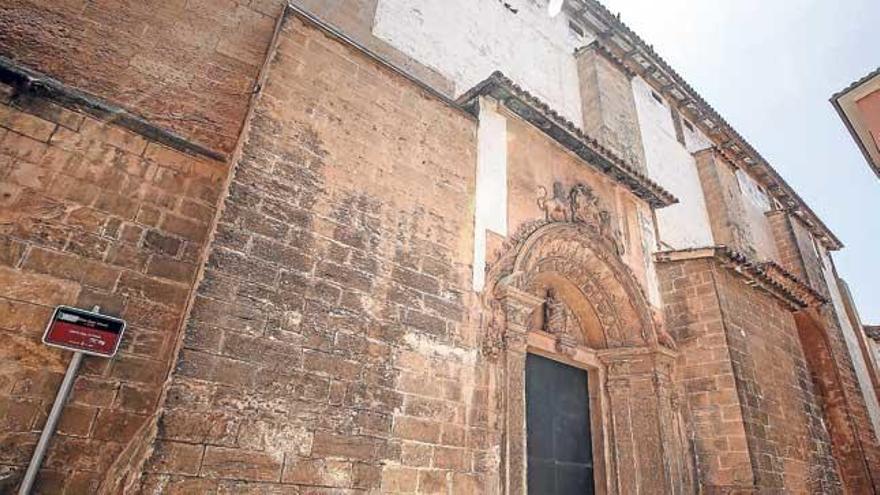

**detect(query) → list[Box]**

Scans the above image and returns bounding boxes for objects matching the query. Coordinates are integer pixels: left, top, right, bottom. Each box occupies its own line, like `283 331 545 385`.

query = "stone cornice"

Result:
655 246 828 311
865 325 880 342
575 42 636 80
457 72 678 209
571 0 843 250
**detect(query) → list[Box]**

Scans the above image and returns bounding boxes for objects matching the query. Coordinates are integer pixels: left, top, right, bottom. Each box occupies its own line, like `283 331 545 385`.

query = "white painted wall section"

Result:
820 248 880 441
632 76 714 249
682 116 712 153
735 170 778 260
637 207 661 306
373 0 588 126
472 97 509 291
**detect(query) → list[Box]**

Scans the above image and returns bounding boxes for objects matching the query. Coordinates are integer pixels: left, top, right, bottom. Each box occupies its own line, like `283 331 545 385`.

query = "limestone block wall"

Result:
769 207 880 452
0 82 227 492
139 14 490 493
819 247 880 447
577 47 647 172
657 258 755 490
658 257 842 493
694 150 753 254
710 268 840 492
0 0 282 155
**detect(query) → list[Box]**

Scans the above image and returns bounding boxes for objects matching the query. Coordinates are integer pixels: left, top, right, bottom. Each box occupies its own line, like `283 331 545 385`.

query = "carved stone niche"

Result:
481 219 692 494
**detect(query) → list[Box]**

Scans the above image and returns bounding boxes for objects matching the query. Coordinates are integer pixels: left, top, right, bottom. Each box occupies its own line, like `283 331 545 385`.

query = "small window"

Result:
682 119 694 132
651 90 664 105
568 20 585 38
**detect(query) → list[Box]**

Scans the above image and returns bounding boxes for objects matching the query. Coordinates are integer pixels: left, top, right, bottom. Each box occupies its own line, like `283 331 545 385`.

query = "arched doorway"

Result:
483 220 691 494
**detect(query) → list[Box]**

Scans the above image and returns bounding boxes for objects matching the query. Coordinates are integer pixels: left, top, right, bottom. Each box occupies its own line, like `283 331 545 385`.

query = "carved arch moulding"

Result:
481 181 675 356
479 181 691 495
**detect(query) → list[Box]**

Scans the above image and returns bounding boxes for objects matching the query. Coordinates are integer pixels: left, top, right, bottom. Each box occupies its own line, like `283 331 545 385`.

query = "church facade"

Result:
1 1 879 493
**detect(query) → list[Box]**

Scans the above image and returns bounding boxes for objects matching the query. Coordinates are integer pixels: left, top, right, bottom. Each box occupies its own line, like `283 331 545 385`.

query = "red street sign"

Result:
42 306 126 358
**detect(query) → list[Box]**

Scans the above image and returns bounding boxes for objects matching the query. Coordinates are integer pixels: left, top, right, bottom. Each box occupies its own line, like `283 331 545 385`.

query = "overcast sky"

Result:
604 0 880 322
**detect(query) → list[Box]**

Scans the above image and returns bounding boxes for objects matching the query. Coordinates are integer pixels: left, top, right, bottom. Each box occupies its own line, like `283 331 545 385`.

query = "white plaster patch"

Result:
638 207 661 306
472 97 509 291
735 169 771 212
682 116 712 153
373 0 588 125
403 332 477 365
734 169 778 260
632 77 714 249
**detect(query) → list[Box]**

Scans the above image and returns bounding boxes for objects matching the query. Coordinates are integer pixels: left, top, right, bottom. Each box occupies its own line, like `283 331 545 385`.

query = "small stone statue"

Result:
542 287 567 335
537 182 570 222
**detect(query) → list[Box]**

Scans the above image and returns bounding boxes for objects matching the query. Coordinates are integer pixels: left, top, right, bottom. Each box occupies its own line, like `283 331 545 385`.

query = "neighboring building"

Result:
0 0 878 493
832 67 880 178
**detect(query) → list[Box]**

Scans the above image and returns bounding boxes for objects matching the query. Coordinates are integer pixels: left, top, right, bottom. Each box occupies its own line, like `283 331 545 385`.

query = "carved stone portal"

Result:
482 219 690 494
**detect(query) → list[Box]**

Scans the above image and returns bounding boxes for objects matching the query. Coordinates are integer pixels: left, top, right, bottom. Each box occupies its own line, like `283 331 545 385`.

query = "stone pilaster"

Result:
495 286 542 495
576 44 647 173
599 347 686 495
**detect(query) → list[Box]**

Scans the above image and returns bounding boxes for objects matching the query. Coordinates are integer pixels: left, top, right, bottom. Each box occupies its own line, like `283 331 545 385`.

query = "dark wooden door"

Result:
526 353 594 494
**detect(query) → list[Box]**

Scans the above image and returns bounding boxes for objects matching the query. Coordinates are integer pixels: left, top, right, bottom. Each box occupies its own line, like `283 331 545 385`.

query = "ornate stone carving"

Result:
539 288 579 358
537 181 625 255
652 309 677 350
542 288 567 335
656 327 677 350
482 298 507 360
484 214 665 351
537 183 570 222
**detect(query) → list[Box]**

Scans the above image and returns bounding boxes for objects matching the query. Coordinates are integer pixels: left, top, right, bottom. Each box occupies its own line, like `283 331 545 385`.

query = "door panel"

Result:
526 353 594 494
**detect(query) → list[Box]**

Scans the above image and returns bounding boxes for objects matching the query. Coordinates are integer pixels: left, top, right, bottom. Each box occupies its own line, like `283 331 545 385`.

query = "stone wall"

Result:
658 256 842 493
576 46 646 172
693 150 754 257
0 81 226 492
0 0 282 155
138 14 488 493
766 210 809 282
769 208 880 475
711 267 840 492
658 258 754 491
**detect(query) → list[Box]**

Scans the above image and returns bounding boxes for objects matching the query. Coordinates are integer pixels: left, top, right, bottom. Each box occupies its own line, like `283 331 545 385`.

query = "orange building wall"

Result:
856 89 880 155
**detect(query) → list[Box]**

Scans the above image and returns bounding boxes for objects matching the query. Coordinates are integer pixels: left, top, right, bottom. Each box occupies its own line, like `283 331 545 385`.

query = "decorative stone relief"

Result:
653 309 677 350
482 297 507 359
540 288 579 357
538 181 625 255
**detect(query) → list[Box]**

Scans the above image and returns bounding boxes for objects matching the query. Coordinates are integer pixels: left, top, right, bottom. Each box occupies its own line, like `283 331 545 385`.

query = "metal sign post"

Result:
17 350 84 495
18 305 126 495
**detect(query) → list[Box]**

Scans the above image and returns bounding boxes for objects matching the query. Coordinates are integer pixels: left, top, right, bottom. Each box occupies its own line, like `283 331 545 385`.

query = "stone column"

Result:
599 347 686 494
495 285 543 495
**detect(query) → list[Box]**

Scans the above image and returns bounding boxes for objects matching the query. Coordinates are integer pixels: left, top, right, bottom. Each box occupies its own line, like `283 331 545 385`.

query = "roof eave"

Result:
458 72 678 209
573 0 844 251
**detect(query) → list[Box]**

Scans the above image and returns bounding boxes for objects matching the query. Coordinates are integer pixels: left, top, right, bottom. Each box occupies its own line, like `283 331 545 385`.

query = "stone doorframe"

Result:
483 221 692 494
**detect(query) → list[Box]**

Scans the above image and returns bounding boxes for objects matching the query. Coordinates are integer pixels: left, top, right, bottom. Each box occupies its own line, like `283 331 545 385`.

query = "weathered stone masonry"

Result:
1 1 879 494
0 65 227 492
141 13 485 493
